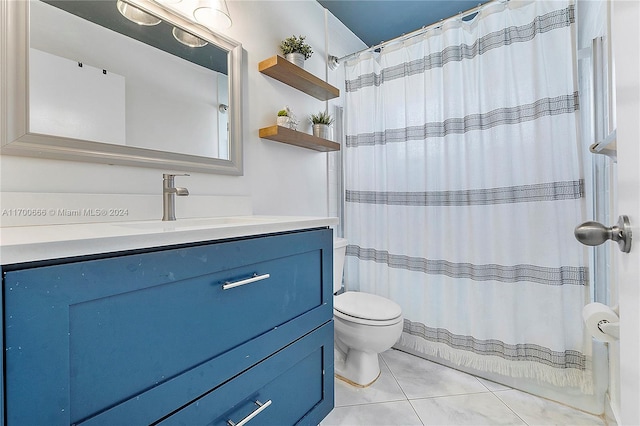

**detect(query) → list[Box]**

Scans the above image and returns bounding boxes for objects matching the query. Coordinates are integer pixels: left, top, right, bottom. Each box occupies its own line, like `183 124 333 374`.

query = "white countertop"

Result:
0 216 338 265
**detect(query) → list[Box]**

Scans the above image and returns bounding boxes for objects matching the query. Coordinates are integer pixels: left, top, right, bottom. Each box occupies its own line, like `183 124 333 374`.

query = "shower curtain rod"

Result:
330 0 508 66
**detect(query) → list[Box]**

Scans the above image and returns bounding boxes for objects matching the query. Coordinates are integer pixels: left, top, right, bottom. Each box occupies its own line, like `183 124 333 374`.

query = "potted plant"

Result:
276 106 298 129
277 108 290 127
280 35 313 68
310 111 334 139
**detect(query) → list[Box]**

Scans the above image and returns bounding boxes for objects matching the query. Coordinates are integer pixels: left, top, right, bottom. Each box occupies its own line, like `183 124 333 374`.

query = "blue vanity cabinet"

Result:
159 321 334 426
1 228 334 425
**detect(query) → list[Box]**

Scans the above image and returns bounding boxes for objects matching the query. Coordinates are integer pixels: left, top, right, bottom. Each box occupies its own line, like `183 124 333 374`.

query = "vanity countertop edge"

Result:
0 216 339 265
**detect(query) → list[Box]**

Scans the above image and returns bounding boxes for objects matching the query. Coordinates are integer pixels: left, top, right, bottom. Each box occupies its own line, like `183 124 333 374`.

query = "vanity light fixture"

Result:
116 0 161 26
193 0 232 29
155 0 232 31
172 27 208 47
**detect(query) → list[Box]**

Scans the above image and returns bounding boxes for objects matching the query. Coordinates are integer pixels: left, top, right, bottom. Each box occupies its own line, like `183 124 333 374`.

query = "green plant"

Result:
280 35 313 60
309 111 334 125
277 109 289 117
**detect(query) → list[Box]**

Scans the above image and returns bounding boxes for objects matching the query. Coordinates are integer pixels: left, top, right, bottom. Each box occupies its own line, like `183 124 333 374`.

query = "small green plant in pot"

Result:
276 108 290 127
310 111 334 125
277 106 298 129
280 35 313 68
310 111 333 139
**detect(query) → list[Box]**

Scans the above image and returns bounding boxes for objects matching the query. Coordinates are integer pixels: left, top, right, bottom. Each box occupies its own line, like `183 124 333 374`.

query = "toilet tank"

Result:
333 238 348 293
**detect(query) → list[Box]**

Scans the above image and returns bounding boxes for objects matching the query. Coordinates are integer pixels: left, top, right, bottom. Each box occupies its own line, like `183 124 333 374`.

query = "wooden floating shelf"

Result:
259 125 340 152
258 55 340 101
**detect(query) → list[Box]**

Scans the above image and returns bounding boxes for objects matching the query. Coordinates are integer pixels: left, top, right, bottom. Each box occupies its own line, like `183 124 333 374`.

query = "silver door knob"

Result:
574 215 632 253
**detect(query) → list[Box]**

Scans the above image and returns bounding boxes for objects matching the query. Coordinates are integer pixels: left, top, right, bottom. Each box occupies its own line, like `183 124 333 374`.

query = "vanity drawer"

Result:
2 229 333 425
158 321 334 426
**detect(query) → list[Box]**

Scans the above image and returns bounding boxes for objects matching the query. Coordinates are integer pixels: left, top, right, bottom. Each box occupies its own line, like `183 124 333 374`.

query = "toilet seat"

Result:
334 292 402 326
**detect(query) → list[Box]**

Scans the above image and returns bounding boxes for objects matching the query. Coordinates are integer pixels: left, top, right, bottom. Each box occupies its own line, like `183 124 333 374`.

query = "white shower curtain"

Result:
343 0 592 392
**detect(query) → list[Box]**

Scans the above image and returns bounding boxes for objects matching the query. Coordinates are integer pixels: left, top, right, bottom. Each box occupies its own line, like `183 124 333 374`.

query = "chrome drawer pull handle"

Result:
227 399 272 426
222 273 270 290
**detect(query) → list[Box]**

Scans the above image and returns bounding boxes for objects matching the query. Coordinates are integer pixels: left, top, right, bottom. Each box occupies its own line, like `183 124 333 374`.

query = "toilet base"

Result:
334 348 382 387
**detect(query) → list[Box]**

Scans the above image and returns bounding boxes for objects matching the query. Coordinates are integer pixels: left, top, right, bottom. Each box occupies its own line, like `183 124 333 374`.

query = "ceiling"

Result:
318 0 491 48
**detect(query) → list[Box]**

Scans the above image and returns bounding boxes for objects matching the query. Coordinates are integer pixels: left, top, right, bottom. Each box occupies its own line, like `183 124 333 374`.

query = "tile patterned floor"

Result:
321 349 607 426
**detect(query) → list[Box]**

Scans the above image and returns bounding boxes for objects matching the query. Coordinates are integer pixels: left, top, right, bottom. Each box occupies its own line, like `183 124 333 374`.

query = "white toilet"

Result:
332 238 403 387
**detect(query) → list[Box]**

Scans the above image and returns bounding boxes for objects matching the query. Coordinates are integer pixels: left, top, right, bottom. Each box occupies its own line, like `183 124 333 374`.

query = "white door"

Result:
611 1 640 424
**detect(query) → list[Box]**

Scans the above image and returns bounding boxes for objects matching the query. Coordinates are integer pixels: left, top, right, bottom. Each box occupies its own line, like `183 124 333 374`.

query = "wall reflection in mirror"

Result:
30 0 233 160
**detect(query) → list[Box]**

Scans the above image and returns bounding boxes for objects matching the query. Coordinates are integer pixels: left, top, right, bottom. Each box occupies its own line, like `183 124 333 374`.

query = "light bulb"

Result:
117 0 161 26
172 27 208 47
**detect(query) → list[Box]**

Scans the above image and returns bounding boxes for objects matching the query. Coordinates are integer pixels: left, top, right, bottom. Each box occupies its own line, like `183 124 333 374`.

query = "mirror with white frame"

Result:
1 0 243 175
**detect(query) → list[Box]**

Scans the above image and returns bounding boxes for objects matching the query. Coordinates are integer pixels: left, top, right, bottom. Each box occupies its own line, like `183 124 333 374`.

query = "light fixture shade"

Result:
172 27 208 47
193 0 232 29
117 0 161 25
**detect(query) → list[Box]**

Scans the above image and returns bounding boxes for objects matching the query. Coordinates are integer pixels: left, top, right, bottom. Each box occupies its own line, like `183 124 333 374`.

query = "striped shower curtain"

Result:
343 0 593 392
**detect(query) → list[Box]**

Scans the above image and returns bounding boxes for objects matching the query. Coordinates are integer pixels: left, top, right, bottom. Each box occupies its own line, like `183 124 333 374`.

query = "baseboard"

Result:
604 392 620 425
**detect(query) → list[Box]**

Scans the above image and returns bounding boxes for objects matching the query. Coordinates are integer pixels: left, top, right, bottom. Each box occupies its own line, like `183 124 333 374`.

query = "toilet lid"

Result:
334 291 402 322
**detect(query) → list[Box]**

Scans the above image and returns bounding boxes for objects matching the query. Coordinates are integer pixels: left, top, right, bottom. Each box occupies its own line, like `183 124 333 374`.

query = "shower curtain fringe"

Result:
397 333 595 394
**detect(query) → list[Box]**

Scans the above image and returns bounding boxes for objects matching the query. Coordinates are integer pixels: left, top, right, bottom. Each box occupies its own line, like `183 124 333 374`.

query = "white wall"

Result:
0 0 365 220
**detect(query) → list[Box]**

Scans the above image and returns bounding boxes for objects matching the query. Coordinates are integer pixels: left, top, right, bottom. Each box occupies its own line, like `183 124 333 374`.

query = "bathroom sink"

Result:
114 216 275 231
1 215 338 265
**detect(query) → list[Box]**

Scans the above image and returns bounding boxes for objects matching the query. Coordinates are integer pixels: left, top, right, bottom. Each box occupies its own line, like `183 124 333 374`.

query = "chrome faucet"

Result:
162 173 189 221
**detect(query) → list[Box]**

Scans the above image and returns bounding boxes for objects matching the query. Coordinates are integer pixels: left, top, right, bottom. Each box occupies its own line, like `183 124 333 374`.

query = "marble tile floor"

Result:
321 349 607 426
